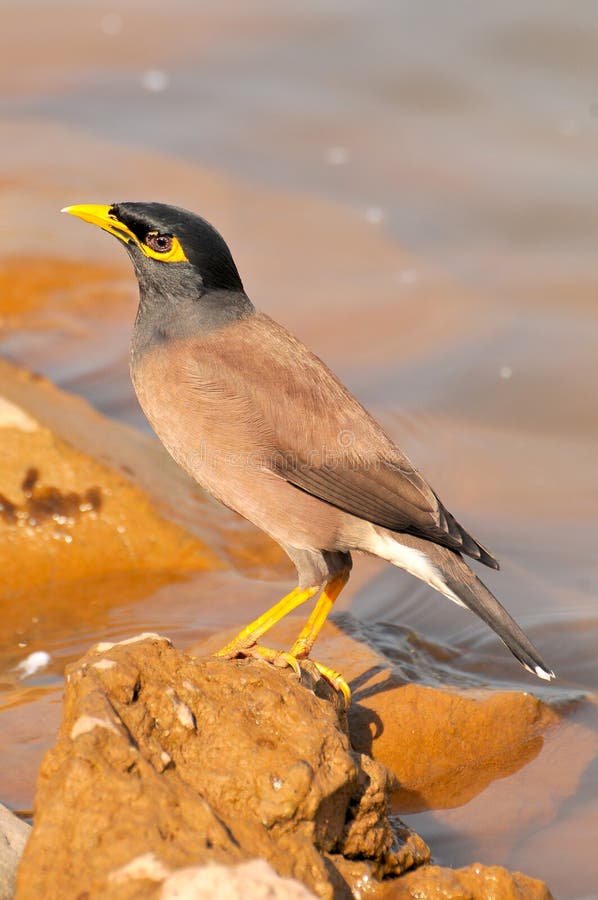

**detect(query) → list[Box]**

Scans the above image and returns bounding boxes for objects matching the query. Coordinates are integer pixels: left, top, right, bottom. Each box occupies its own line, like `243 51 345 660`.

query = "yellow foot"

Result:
215 636 256 658
214 643 350 704
313 662 351 706
216 642 301 677
249 645 302 677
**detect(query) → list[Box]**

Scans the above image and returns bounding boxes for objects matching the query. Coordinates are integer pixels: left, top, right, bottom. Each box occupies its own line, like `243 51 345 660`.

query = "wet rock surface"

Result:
0 357 220 594
16 635 553 899
392 863 553 899
200 619 562 812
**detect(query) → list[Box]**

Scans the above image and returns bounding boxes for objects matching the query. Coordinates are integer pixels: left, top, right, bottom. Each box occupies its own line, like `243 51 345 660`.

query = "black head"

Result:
63 201 254 342
108 201 244 294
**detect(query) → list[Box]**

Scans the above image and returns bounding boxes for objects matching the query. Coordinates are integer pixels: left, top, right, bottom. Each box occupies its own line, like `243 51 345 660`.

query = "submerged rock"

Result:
15 634 553 899
0 358 218 604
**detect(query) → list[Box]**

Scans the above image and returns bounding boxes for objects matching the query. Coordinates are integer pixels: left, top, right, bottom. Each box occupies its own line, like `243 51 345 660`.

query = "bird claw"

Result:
216 642 302 677
214 642 350 704
312 661 352 706
250 645 302 677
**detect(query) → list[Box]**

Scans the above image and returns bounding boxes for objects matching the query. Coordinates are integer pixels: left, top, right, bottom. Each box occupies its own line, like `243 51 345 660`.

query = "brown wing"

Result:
181 312 498 569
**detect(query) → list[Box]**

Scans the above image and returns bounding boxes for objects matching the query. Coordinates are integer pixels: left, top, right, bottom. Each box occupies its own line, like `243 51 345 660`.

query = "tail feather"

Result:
440 557 554 681
371 529 554 681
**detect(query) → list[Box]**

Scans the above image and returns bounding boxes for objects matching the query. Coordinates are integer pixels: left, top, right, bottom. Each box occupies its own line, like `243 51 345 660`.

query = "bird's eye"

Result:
146 232 173 253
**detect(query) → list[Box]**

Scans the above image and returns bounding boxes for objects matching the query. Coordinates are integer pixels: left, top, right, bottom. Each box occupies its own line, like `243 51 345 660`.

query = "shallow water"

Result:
1 3 597 897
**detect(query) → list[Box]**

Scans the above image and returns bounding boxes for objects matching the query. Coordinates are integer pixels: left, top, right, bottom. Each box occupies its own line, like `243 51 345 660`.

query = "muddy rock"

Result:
0 803 30 900
16 635 421 900
0 358 228 662
351 678 557 812
200 619 559 813
0 358 220 597
392 862 553 899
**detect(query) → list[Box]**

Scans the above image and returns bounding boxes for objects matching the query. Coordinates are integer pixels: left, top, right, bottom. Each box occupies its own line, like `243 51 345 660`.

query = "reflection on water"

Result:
1 3 597 897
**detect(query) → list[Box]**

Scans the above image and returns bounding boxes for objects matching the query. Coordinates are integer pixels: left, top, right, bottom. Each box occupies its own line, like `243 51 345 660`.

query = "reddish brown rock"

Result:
16 634 554 899
0 358 224 655
351 679 556 812
200 619 559 813
391 862 553 899
15 635 423 900
0 357 222 583
0 256 127 324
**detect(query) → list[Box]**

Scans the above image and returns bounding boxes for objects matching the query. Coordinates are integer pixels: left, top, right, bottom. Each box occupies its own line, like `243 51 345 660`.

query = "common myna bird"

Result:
63 202 554 699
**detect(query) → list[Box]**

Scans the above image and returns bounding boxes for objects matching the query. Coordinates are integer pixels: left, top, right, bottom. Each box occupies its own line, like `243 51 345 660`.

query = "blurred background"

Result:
1 3 597 897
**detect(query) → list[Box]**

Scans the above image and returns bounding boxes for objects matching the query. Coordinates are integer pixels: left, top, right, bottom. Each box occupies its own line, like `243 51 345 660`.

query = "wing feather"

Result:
183 314 499 568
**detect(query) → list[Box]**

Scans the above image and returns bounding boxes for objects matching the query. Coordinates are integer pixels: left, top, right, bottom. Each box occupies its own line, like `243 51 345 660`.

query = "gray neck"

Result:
130 261 255 364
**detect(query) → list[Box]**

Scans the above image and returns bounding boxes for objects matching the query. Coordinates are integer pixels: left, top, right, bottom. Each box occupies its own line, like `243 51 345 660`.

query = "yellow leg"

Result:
215 584 319 658
290 572 350 659
215 573 352 705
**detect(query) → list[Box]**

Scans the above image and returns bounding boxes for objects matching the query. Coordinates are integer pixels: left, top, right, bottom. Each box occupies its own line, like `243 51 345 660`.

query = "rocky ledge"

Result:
15 634 553 899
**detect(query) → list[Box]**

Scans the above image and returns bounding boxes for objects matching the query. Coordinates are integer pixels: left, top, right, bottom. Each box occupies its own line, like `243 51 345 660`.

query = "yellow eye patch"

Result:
142 232 188 263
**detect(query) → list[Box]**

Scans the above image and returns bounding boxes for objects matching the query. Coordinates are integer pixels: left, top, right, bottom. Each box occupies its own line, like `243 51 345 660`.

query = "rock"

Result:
15 632 555 899
159 859 317 899
0 357 287 815
391 862 554 899
0 256 128 327
350 678 556 812
15 635 425 900
0 803 30 900
0 357 220 603
199 618 559 812
0 358 231 669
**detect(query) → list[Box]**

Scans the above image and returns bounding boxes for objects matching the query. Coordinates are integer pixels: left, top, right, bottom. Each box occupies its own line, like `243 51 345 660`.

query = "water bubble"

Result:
16 650 51 679
395 268 418 285
364 206 384 225
326 146 349 166
141 69 169 93
99 12 123 36
557 118 580 137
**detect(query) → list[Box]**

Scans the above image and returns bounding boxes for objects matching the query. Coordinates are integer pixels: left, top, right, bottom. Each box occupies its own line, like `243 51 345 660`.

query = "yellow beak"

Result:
62 203 189 263
61 204 136 245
